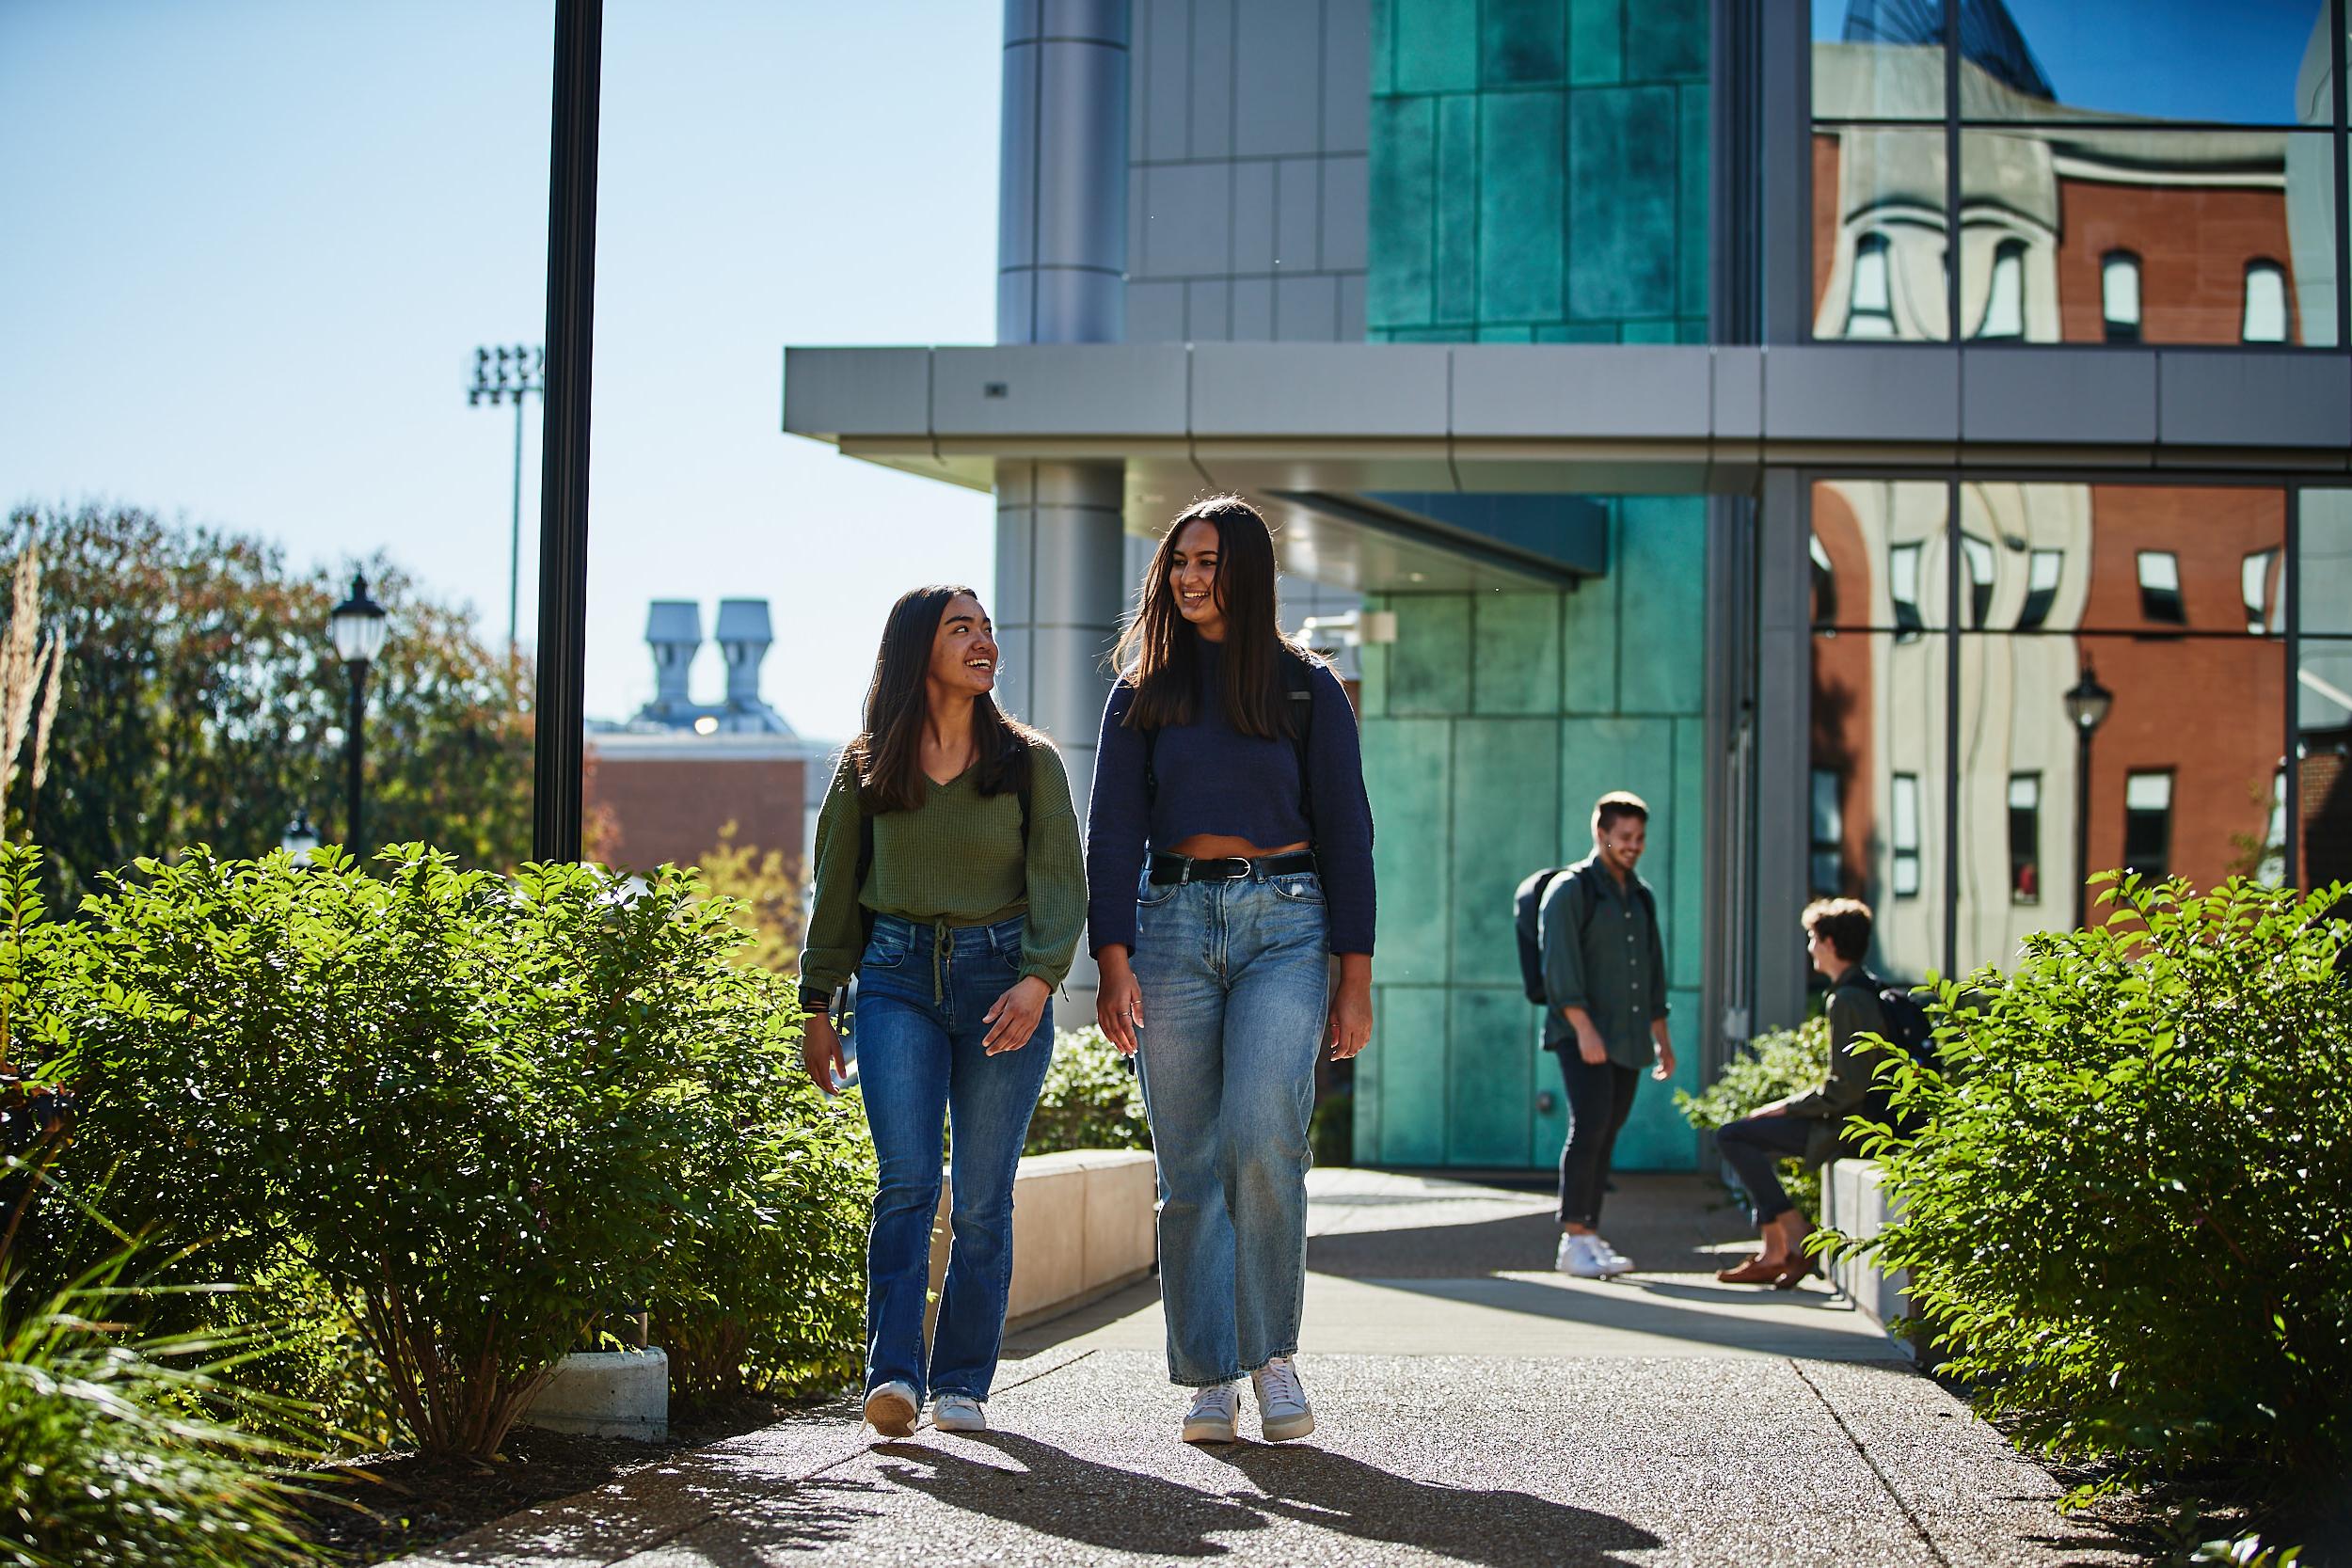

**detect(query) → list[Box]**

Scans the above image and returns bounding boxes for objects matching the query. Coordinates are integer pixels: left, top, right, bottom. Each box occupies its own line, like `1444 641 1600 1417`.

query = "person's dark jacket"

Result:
1784 966 1887 1168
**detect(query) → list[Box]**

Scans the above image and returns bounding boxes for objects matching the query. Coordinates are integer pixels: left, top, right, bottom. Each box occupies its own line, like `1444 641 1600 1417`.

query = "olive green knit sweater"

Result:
798 742 1085 999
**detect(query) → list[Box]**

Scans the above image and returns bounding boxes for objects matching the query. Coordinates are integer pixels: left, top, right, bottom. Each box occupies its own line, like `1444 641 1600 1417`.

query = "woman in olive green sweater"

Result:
798 585 1085 1441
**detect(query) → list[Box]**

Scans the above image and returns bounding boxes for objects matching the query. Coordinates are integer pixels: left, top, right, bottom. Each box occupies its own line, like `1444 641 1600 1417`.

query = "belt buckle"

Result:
1217 855 1253 881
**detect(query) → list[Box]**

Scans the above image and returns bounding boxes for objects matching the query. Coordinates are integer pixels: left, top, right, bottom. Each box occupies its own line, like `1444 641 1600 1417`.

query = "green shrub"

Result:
0 1235 320 1568
1843 875 2352 1500
1676 1016 1832 1220
1025 1026 1150 1156
49 844 866 1456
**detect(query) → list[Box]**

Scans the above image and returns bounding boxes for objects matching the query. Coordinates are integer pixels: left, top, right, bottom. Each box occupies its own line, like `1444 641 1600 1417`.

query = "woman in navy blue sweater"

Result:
1088 495 1375 1446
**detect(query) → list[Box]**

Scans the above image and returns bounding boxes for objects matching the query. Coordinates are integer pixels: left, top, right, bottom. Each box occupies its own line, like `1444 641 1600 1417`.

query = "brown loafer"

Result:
1715 1254 1787 1285
1772 1251 1821 1291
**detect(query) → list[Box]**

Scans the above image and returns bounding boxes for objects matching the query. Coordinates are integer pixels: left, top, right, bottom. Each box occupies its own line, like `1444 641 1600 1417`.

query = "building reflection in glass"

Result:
1806 479 2326 978
1813 0 2341 346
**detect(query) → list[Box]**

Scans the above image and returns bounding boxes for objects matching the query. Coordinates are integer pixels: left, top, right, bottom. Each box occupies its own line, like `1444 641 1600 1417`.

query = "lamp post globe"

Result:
281 810 320 867
2065 665 2113 931
328 572 391 852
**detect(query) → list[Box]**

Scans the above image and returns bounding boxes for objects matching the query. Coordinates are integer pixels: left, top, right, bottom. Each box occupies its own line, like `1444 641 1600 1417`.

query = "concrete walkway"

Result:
389 1170 2136 1567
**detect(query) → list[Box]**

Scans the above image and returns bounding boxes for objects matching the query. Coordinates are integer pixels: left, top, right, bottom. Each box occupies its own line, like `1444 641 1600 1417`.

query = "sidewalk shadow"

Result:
869 1433 1659 1567
1202 1441 1662 1568
869 1433 1265 1557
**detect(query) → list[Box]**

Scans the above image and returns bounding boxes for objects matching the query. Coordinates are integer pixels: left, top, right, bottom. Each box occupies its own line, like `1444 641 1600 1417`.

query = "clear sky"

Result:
0 0 1001 744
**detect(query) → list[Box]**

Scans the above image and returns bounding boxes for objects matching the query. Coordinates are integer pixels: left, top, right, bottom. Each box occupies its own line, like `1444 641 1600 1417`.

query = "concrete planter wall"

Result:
928 1148 1158 1332
518 1347 669 1441
1820 1159 1936 1366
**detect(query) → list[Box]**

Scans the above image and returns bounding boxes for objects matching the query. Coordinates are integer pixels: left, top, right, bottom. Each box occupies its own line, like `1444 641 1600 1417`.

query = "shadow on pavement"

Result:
1200 1440 1663 1568
863 1432 1661 1567
1350 1273 1893 1358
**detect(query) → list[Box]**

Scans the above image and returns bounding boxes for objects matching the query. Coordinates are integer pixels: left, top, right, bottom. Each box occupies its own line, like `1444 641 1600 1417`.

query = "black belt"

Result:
1148 850 1319 885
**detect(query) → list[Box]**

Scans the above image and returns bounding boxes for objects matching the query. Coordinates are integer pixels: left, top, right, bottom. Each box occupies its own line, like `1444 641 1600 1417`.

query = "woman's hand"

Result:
1327 956 1373 1060
982 975 1052 1055
802 1010 845 1096
1096 946 1143 1056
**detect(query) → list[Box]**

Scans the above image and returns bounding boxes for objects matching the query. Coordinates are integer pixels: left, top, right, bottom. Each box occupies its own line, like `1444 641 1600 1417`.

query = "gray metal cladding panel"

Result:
1125 280 1189 344
1276 157 1323 271
1188 278 1233 339
1960 349 2156 446
1449 345 1711 438
1041 0 1128 42
1035 43 1128 271
1762 345 1960 442
1190 342 1451 436
1712 347 1763 438
2157 352 2352 451
997 42 1038 270
933 345 1190 435
1232 0 1324 157
1322 0 1373 152
1276 274 1343 341
1142 163 1233 277
1190 0 1237 159
783 347 930 436
1232 277 1276 340
1003 0 1041 42
1142 0 1189 162
1340 274 1369 340
1322 154 1370 273
1234 160 1278 275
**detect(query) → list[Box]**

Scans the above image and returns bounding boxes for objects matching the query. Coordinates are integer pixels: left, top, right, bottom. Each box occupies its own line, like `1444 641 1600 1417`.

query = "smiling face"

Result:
929 592 998 698
1596 814 1646 878
1166 517 1229 641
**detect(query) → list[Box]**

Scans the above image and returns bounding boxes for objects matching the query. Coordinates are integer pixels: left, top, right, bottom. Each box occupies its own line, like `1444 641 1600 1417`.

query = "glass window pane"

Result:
2299 640 2352 888
1813 127 1950 340
1814 628 1948 981
1960 483 2283 635
1813 0 1947 119
1954 0 2329 127
1962 534 1997 626
1959 130 2338 346
1955 632 2286 972
2302 490 2352 635
2242 549 2280 633
1812 480 1952 631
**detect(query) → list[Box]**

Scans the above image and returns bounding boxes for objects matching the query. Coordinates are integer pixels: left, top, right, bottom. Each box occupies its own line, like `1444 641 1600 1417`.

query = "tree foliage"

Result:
3 504 532 905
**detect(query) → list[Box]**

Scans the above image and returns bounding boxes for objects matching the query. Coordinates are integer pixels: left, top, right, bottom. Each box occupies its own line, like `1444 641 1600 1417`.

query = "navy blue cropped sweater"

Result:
1085 643 1376 955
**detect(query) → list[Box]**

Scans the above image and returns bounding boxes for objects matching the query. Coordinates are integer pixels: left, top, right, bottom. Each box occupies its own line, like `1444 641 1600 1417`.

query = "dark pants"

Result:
1714 1113 1816 1226
1556 1053 1640 1228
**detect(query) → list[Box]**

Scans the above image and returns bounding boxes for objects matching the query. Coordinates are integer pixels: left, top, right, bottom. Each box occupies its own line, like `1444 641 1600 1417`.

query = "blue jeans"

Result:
854 912 1054 1403
1131 869 1330 1386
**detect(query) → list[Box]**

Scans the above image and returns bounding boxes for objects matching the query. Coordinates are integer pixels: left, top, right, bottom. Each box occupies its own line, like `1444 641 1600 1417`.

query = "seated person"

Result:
1713 897 1883 1289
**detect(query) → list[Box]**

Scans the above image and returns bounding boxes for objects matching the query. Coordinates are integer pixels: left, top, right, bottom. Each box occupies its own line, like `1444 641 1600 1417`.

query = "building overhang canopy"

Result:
783 341 2352 590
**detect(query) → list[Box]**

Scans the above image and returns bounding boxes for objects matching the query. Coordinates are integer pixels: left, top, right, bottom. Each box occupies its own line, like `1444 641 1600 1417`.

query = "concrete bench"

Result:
1820 1158 1928 1362
929 1148 1158 1331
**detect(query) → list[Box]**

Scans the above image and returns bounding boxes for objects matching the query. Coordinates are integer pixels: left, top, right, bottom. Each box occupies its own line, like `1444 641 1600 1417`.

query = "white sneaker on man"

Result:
1182 1383 1239 1444
1249 1356 1316 1442
1555 1231 1610 1277
863 1380 918 1438
1589 1235 1636 1275
931 1394 987 1433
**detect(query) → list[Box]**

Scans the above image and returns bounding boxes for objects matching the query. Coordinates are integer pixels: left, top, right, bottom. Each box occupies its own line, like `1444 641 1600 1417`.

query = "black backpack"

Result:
1845 971 1941 1136
1513 866 1569 1004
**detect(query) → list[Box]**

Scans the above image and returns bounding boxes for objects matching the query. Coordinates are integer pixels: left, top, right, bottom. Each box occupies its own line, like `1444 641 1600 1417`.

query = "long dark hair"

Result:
1113 496 1302 738
847 584 1037 815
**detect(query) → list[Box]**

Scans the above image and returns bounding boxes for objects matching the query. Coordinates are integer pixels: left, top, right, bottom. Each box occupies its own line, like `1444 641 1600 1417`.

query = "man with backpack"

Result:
1519 791 1676 1279
1713 896 1918 1289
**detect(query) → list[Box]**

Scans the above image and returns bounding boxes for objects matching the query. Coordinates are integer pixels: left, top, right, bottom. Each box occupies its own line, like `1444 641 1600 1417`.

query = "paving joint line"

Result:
592 1348 1106 1566
1790 1356 1953 1568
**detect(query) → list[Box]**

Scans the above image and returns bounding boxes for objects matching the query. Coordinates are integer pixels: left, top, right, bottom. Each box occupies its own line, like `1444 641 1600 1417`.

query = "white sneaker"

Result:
1249 1356 1315 1442
863 1380 918 1438
1589 1235 1636 1276
931 1394 987 1433
1181 1383 1239 1444
1555 1231 1609 1278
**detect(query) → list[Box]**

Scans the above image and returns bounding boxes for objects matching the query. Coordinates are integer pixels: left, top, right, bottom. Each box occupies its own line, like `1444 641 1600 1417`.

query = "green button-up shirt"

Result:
1537 855 1669 1068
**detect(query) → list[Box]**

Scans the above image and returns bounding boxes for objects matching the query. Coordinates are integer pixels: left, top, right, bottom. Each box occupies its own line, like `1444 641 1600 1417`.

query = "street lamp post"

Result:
280 810 320 867
468 344 546 656
2064 665 2114 931
328 573 390 851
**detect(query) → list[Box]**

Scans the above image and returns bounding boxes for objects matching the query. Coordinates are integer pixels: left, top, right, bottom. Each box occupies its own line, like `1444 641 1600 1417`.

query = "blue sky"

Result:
0 1 1002 741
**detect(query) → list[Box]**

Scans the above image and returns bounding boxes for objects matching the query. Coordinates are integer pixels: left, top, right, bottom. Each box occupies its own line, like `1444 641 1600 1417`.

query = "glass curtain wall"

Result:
1809 477 2330 982
1813 0 2348 345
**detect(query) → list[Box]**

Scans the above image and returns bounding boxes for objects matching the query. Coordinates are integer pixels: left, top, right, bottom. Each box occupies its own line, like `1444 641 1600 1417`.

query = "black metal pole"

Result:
2074 730 2091 931
533 0 603 864
509 396 525 656
347 662 369 853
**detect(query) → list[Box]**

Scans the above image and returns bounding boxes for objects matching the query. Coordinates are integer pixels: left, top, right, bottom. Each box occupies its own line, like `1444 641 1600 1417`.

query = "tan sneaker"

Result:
1181 1383 1238 1443
863 1380 917 1438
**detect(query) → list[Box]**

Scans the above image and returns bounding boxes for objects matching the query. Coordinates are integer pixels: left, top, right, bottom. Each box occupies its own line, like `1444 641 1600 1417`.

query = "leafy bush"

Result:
1843 876 2352 1499
48 844 866 1456
0 1234 320 1568
1024 1026 1150 1156
1676 1016 1832 1220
